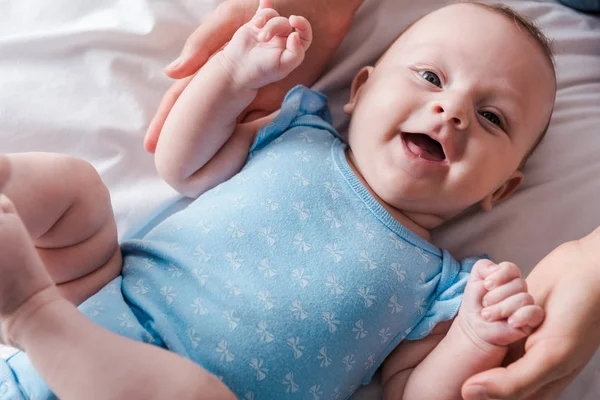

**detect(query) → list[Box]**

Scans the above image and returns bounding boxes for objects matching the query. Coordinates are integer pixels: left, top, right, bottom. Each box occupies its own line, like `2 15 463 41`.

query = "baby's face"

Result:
346 3 555 220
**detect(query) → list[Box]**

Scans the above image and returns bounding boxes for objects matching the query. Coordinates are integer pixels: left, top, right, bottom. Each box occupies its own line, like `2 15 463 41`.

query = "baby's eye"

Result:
419 71 441 87
480 111 502 127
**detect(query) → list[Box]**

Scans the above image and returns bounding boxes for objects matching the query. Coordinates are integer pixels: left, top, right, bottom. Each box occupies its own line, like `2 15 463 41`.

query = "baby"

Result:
0 1 556 399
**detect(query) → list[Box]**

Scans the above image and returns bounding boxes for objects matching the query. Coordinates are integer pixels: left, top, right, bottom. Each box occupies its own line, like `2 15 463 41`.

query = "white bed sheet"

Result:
1 0 599 398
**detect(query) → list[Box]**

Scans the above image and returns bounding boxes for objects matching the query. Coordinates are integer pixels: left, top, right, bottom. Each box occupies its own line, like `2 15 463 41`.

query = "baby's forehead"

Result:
395 5 519 49
382 4 554 87
394 3 553 68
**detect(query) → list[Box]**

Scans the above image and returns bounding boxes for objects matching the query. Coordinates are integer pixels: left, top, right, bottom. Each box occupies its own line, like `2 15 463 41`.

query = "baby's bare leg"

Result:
0 153 121 304
0 196 235 400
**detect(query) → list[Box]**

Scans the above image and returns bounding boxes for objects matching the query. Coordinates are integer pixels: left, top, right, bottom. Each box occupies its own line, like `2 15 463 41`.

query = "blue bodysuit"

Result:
0 86 478 400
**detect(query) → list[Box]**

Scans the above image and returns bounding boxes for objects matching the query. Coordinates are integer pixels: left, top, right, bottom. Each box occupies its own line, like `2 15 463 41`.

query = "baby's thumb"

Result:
461 259 496 313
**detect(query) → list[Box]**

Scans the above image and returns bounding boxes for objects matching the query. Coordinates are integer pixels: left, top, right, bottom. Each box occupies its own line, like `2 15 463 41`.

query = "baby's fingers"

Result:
482 277 527 307
280 32 306 73
470 259 498 281
258 16 293 42
289 15 312 51
483 261 521 291
251 8 280 30
507 304 545 330
481 292 534 322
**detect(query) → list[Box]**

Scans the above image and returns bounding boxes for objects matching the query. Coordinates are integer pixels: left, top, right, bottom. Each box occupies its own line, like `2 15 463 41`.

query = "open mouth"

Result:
403 132 446 162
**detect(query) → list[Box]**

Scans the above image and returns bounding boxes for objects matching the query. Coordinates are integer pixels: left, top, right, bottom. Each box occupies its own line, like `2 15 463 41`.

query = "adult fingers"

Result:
463 343 568 399
257 0 272 11
166 1 256 79
144 75 194 153
523 370 582 400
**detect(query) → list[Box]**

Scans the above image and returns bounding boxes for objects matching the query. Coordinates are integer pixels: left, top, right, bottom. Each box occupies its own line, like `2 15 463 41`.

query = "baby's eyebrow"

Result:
493 100 520 133
480 75 520 98
483 82 523 125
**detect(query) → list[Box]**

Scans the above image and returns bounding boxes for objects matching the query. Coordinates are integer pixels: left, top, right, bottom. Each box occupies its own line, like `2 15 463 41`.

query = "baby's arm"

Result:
382 260 545 400
155 0 312 197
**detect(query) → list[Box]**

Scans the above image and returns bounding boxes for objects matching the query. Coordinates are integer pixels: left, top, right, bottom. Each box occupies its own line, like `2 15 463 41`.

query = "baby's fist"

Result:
220 0 312 89
460 260 544 347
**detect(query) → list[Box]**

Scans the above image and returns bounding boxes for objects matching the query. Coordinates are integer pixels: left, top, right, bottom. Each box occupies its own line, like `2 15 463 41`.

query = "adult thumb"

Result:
462 344 561 399
165 2 254 79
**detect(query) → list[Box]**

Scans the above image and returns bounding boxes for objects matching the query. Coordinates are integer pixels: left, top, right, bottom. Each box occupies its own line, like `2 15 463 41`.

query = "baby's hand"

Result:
220 0 312 90
458 260 544 348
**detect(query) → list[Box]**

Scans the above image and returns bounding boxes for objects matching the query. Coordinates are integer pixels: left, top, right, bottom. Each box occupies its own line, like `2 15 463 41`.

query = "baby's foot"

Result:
220 0 312 89
457 260 544 350
0 194 58 348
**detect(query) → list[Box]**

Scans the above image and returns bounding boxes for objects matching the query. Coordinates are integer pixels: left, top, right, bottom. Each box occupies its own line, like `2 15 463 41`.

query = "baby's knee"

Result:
58 157 113 228
36 156 113 247
64 158 109 204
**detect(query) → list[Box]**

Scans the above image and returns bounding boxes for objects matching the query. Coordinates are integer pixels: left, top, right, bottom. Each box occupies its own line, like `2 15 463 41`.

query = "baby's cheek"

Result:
445 168 488 206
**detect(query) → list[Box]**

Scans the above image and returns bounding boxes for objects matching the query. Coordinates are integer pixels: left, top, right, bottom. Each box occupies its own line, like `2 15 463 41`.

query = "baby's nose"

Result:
433 103 469 130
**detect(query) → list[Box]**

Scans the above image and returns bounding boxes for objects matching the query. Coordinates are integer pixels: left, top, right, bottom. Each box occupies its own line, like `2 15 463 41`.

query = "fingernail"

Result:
484 279 494 290
487 263 499 270
482 297 488 307
481 309 492 321
258 31 267 41
167 57 182 70
470 386 489 400
508 316 517 327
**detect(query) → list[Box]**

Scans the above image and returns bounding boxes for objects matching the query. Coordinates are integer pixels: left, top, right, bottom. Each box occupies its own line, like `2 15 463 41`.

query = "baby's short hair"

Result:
377 1 556 169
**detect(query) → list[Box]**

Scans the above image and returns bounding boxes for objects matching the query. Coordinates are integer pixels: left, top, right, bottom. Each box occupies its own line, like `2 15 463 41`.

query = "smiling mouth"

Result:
403 132 446 162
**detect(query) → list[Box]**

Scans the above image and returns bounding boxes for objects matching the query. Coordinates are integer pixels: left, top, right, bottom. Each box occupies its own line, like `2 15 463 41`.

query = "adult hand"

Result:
462 227 600 400
144 0 364 153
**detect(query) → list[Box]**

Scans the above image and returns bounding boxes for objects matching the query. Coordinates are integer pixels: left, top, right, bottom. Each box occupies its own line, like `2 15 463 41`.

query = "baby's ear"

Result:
343 66 374 115
480 171 524 212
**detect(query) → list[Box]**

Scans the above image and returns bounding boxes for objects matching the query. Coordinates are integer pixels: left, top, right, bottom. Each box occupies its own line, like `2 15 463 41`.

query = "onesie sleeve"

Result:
249 85 337 153
405 251 487 340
